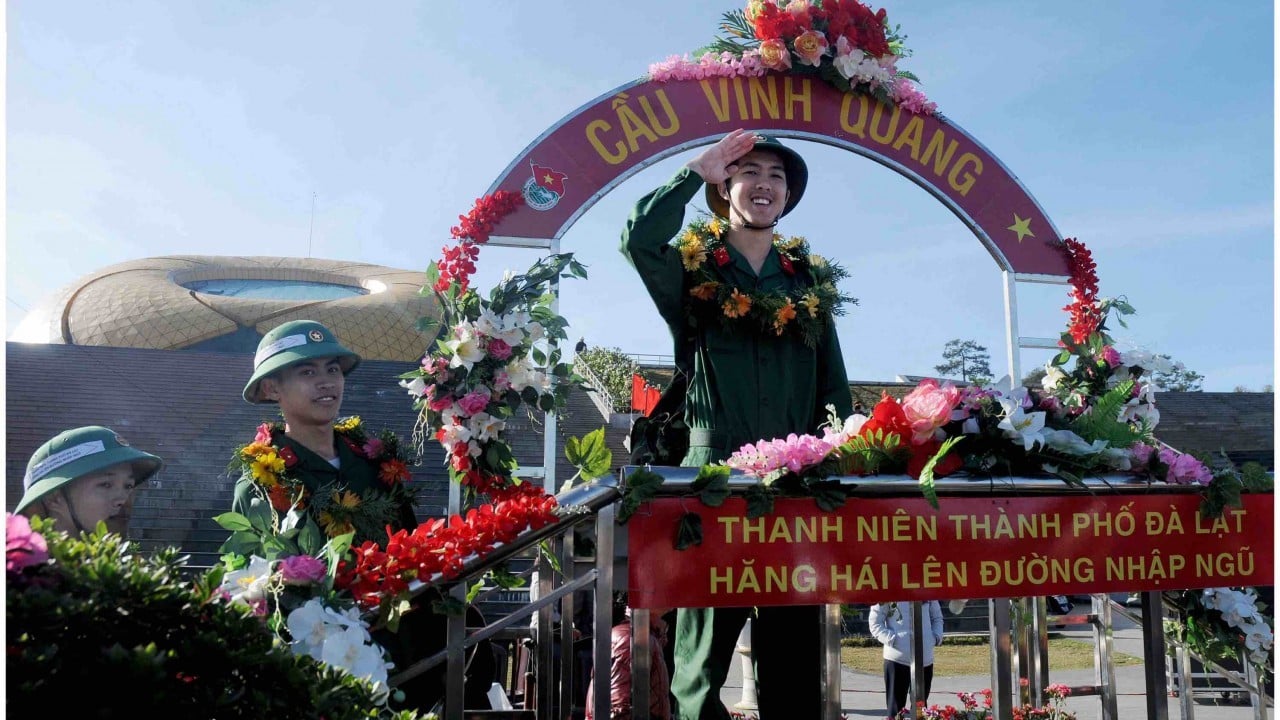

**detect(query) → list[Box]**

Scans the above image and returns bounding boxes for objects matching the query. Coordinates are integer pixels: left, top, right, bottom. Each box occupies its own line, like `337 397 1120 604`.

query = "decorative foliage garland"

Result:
231 417 413 544
1165 587 1273 677
650 0 937 116
433 190 523 293
673 215 856 347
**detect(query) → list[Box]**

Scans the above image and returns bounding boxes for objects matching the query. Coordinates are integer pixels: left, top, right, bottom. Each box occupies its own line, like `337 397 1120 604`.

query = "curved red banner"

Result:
485 76 1069 277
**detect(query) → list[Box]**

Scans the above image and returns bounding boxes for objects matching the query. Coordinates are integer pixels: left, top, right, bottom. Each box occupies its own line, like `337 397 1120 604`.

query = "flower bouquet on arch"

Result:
1164 586 1274 679
648 0 937 115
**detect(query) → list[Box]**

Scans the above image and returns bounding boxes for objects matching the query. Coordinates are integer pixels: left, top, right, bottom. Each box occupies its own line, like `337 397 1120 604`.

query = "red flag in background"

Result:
631 374 660 416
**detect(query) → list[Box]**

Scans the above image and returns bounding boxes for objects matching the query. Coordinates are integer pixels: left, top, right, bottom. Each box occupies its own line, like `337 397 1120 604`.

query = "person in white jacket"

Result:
868 600 945 720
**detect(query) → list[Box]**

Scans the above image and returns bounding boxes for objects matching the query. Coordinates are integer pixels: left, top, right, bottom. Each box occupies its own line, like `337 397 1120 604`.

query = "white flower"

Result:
1041 429 1108 456
997 402 1047 451
525 321 546 343
1041 365 1067 393
400 377 426 398
320 623 391 688
831 44 865 80
505 358 534 392
474 310 504 339
533 371 555 393
467 439 483 457
220 555 273 604
437 415 472 446
1244 622 1273 651
441 325 486 371
468 412 506 442
961 417 980 435
822 413 866 446
287 598 336 657
1120 348 1174 375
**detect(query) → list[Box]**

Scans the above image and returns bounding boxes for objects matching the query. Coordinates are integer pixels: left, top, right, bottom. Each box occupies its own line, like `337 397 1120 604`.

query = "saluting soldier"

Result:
621 129 853 719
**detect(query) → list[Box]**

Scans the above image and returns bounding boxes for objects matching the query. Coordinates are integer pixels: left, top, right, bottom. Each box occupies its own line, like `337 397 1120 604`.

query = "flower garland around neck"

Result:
672 214 856 347
233 416 413 542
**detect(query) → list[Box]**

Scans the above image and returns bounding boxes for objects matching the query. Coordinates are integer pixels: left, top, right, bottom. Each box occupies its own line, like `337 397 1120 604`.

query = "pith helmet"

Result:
243 320 361 404
16 426 162 514
705 134 808 220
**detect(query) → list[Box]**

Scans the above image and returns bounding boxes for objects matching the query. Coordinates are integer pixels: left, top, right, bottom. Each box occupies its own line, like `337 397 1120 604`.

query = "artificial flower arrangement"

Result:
649 0 937 116
623 236 1270 524
1164 586 1273 679
228 417 414 544
8 514 423 718
674 213 856 347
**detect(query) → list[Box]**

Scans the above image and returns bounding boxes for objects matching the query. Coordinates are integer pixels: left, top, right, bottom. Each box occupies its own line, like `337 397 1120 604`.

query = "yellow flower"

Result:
773 300 797 335
808 253 828 269
249 451 285 486
707 218 724 237
334 416 362 433
690 281 720 301
679 235 707 271
317 490 362 538
801 293 821 318
334 490 362 510
722 289 753 319
317 512 355 538
777 235 805 252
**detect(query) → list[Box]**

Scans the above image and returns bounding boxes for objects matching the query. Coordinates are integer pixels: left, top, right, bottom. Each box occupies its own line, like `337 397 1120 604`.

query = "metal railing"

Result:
571 357 619 419
386 478 621 720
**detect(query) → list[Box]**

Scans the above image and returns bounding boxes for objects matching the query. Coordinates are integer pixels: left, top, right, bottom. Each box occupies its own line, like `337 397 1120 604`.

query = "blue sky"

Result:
6 1 1274 391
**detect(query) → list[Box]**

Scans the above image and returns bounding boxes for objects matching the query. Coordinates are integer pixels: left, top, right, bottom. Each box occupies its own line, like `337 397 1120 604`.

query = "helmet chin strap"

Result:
723 179 785 231
57 488 92 534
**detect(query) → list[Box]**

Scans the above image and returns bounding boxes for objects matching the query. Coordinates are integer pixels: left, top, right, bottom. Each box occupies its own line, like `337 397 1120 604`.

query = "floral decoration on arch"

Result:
649 0 937 116
1165 586 1273 677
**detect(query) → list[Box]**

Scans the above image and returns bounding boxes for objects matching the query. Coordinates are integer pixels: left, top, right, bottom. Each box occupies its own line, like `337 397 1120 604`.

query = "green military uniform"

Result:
230 428 418 545
622 165 852 719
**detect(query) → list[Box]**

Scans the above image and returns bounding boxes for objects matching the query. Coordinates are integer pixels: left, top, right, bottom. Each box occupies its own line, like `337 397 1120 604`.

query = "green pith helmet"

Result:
242 320 361 404
16 426 162 514
705 134 809 220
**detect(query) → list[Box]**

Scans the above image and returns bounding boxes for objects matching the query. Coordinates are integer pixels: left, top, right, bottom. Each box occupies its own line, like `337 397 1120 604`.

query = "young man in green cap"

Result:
622 129 852 719
234 319 417 541
16 426 162 535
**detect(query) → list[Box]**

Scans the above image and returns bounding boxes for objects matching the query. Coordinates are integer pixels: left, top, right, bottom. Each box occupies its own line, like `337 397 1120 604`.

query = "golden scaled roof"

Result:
25 255 441 362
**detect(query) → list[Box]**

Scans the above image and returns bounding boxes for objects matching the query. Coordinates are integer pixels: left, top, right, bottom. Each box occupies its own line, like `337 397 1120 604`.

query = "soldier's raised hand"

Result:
686 128 761 184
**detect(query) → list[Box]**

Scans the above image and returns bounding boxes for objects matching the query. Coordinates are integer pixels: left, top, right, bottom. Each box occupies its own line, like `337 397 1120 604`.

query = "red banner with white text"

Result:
626 493 1273 609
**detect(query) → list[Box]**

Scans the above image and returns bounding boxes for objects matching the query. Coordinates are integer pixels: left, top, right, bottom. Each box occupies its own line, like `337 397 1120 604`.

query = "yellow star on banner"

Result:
543 173 556 185
1008 214 1035 242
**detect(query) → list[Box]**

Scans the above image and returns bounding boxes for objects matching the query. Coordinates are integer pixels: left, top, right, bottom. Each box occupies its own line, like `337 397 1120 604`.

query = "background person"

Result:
15 425 161 535
869 600 945 720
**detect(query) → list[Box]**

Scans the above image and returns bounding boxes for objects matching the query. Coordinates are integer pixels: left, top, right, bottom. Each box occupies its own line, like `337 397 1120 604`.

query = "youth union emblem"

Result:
522 161 567 211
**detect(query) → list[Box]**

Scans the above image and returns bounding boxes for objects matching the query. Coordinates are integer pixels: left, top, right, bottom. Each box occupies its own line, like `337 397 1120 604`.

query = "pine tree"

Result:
934 339 993 383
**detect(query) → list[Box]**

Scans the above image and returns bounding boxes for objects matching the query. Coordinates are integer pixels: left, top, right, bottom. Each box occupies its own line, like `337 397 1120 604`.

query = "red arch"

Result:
483 76 1068 278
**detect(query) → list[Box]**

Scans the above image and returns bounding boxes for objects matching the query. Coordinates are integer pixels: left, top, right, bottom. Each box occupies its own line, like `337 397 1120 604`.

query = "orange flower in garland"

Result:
378 459 411 486
723 289 753 318
772 299 797 335
690 281 720 301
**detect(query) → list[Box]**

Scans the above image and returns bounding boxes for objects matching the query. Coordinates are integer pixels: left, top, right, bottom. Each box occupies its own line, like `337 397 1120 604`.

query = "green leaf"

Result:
810 481 847 512
691 465 731 507
564 427 613 482
465 578 486 604
213 512 252 532
744 484 774 518
298 519 327 558
618 469 665 523
218 531 261 556
917 436 963 509
674 512 703 550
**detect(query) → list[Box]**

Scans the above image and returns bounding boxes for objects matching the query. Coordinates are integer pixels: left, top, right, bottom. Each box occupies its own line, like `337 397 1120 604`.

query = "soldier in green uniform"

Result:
622 129 853 719
235 319 494 712
234 319 416 539
16 425 162 535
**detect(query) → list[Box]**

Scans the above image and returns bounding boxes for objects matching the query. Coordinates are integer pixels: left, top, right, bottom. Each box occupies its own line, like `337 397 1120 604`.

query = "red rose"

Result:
905 437 963 479
859 392 911 439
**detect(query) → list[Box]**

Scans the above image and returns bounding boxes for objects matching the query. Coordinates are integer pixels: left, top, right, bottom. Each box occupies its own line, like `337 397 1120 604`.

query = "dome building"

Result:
10 255 439 360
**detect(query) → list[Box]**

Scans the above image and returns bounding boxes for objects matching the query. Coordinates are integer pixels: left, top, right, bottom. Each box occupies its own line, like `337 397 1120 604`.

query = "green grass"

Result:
841 636 1143 676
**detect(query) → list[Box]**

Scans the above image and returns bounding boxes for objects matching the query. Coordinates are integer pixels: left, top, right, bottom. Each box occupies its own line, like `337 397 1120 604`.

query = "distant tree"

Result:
573 346 638 410
1022 367 1048 389
1233 385 1249 392
935 339 993 383
1266 385 1275 393
1151 354 1204 392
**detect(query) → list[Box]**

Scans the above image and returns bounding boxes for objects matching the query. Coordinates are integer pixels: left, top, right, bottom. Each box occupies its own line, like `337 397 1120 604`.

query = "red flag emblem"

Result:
530 163 567 196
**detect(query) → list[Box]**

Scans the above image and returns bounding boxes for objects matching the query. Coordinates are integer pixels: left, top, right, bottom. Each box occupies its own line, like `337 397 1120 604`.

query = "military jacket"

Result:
621 167 852 466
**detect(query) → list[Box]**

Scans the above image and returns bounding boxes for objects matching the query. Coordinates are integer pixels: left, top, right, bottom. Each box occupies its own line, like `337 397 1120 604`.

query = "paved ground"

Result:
716 606 1271 719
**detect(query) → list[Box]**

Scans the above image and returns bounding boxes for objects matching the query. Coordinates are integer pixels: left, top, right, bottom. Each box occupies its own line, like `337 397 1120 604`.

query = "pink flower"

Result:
7 513 48 573
279 554 327 585
458 389 491 416
1102 345 1123 368
362 438 385 458
428 394 454 412
791 29 828 67
1130 442 1156 470
488 338 513 361
758 39 792 71
493 370 512 392
726 433 833 477
1160 449 1213 485
254 423 274 445
901 379 962 445
892 80 937 115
